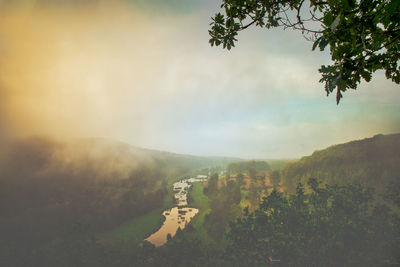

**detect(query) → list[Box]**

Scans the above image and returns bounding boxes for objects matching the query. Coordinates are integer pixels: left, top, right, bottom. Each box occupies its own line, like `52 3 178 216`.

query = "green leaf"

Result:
319 38 329 51
324 13 334 26
312 37 322 51
360 70 372 82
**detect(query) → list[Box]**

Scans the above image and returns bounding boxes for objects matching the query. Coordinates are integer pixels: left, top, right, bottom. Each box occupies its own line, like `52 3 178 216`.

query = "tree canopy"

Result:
226 179 400 266
209 0 400 103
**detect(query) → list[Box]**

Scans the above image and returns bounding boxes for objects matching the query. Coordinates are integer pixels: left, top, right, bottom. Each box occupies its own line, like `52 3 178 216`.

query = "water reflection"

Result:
144 175 207 247
145 207 198 247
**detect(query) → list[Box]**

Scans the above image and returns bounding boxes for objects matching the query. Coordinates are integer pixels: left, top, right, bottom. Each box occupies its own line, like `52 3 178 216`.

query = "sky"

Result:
0 0 399 158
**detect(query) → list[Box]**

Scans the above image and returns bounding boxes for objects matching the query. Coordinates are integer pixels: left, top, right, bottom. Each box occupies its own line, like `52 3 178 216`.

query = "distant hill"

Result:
0 136 241 181
227 160 271 174
75 137 242 173
280 133 400 193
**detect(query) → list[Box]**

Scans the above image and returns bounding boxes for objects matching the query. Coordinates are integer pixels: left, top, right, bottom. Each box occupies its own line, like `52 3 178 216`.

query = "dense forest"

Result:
280 133 400 194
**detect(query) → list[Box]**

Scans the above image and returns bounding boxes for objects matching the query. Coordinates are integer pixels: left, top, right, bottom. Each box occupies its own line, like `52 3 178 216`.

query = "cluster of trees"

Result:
237 167 277 211
269 170 281 189
203 167 277 238
226 179 399 266
203 173 242 239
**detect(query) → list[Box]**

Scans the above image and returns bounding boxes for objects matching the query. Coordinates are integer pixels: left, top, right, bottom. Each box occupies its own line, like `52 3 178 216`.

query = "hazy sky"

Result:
0 0 399 158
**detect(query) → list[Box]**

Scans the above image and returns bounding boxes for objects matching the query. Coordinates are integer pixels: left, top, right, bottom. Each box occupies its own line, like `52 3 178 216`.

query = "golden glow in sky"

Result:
0 0 399 158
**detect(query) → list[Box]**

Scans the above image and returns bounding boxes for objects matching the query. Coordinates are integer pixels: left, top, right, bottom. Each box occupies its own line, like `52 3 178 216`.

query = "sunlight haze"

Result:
0 0 399 158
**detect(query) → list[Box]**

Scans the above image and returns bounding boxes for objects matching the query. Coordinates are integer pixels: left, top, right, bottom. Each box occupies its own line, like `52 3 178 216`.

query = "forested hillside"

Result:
281 133 400 192
0 136 238 265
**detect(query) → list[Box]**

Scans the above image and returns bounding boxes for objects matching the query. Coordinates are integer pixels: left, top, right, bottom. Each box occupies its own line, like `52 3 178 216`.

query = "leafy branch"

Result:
209 0 400 103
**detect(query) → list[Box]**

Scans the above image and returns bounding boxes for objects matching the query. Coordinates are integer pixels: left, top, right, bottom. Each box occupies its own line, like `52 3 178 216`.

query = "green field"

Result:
187 182 213 242
189 182 209 209
98 207 165 244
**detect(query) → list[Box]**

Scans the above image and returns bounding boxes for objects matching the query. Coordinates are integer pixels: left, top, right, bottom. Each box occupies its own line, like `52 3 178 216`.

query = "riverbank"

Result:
98 176 210 245
98 179 177 244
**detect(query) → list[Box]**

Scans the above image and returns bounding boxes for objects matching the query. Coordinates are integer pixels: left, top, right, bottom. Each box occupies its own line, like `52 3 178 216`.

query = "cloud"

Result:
0 0 398 158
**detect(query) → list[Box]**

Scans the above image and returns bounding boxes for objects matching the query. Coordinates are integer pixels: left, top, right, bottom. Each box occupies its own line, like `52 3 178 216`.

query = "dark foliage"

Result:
226 179 400 266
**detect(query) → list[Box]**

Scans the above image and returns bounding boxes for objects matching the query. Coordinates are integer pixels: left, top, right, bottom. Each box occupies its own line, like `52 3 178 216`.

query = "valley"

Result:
0 134 399 266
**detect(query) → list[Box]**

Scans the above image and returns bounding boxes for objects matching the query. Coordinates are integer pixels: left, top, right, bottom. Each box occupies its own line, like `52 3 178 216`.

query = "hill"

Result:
280 133 400 193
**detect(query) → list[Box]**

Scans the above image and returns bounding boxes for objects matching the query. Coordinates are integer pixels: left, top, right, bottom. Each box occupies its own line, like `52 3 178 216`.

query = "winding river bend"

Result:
144 175 208 247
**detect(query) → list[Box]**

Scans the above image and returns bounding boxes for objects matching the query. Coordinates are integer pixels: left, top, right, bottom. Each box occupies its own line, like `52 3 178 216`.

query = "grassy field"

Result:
189 182 209 209
187 182 213 242
98 207 165 244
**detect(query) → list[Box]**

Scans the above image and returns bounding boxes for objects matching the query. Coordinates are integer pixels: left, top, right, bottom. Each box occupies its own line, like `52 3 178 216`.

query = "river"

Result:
144 175 208 247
